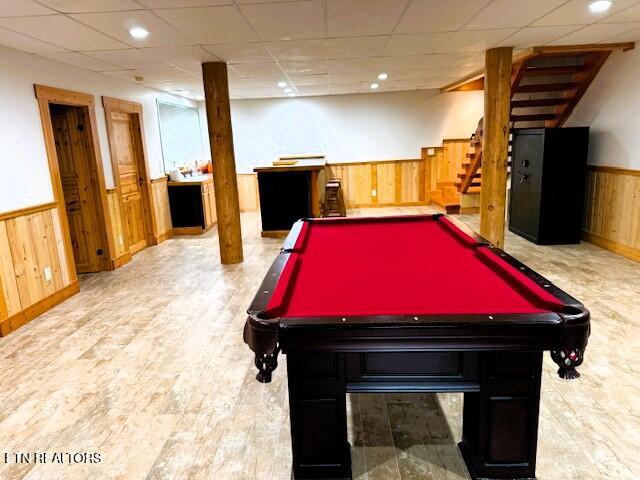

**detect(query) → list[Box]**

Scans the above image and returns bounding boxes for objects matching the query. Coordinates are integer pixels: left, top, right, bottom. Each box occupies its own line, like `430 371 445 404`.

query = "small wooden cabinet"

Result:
168 176 217 235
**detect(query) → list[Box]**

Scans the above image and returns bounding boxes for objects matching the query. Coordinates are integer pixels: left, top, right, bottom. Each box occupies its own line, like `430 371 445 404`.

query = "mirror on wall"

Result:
157 101 208 179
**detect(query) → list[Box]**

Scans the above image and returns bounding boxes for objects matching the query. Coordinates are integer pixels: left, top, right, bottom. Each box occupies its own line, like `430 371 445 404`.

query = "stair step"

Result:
457 172 481 179
430 191 461 214
455 181 481 188
516 82 578 93
522 65 589 77
512 113 558 122
511 98 569 108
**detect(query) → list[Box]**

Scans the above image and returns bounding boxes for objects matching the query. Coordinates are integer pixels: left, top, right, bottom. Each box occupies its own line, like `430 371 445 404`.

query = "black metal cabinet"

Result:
509 127 589 244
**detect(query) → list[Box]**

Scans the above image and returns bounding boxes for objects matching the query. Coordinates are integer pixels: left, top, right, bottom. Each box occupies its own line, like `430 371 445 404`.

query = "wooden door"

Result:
51 105 106 273
111 112 149 254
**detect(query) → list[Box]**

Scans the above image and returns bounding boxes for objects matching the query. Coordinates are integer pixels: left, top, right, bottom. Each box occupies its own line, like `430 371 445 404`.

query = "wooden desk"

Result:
253 162 326 237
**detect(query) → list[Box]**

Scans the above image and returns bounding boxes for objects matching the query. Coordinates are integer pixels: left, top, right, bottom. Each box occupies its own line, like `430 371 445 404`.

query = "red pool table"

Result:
244 214 589 480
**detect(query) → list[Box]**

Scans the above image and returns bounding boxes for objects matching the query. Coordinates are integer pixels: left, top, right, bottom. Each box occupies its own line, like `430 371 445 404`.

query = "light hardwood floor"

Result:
0 207 638 480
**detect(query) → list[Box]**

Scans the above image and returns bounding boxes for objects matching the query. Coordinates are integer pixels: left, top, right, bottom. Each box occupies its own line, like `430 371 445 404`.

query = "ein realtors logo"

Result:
3 452 101 464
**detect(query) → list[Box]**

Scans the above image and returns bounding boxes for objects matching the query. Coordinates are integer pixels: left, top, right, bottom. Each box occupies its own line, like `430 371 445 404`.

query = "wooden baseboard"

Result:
0 280 80 336
155 230 173 244
261 230 290 238
172 226 207 236
111 252 132 269
347 201 431 208
582 231 640 262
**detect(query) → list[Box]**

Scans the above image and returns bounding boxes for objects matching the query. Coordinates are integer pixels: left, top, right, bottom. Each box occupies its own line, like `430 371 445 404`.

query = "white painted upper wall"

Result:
0 45 195 213
200 90 484 173
568 48 640 169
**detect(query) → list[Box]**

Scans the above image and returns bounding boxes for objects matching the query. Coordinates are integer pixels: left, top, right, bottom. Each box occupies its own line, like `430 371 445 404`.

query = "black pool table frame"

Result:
244 214 590 480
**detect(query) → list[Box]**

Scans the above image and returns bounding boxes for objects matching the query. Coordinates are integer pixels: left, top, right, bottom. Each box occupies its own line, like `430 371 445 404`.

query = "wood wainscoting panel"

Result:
327 159 427 208
0 222 21 317
583 165 640 261
106 190 128 265
237 174 260 212
0 205 77 330
150 177 172 242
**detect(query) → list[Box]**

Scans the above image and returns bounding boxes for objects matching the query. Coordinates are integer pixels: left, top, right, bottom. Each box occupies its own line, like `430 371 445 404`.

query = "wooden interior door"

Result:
51 104 106 273
111 112 149 254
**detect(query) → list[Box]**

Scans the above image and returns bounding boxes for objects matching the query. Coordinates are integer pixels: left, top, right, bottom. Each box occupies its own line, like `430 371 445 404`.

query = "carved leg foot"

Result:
551 348 584 379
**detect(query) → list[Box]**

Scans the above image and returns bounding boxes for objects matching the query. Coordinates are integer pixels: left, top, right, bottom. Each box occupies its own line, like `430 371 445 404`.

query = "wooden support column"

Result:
480 47 512 248
202 62 243 264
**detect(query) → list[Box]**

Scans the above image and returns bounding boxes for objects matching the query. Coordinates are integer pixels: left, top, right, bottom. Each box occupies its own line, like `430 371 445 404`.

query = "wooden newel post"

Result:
480 47 512 249
202 62 244 264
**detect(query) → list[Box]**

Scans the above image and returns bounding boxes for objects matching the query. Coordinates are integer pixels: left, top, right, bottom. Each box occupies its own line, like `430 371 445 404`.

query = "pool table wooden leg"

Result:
287 353 352 480
459 351 543 480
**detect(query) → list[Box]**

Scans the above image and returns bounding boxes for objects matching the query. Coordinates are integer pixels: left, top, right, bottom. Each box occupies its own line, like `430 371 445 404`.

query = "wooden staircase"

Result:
447 43 633 194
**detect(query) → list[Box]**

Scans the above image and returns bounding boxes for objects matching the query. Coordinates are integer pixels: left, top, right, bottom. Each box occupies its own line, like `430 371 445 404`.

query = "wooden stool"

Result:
322 179 346 217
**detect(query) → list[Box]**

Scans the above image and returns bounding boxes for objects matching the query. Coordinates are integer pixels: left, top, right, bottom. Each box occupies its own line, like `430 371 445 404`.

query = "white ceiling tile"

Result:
70 11 194 48
235 0 300 3
329 71 386 83
0 26 65 53
105 67 196 83
394 0 491 33
327 0 409 37
435 28 518 53
326 57 380 72
0 1 56 17
326 36 390 58
548 21 640 44
239 0 325 41
266 39 328 61
405 66 476 79
140 45 218 68
139 0 232 6
374 55 429 70
463 0 567 30
603 26 640 41
296 84 330 95
288 73 329 85
0 15 129 50
204 42 274 63
383 33 451 56
231 62 285 78
421 52 484 67
84 48 172 68
329 82 372 93
38 0 143 13
599 3 640 23
280 60 329 74
496 25 583 47
533 0 639 26
155 6 258 44
39 51 121 71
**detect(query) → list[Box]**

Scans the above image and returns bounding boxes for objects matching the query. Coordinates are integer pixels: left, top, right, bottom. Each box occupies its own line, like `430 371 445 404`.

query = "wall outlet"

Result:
118 234 124 246
371 189 377 197
44 267 52 282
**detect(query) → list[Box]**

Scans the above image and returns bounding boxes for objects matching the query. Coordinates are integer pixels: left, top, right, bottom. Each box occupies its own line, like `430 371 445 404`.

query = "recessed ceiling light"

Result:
370 83 379 90
278 81 287 88
128 27 149 39
377 73 388 81
284 87 293 93
288 92 296 97
171 89 190 95
589 0 612 13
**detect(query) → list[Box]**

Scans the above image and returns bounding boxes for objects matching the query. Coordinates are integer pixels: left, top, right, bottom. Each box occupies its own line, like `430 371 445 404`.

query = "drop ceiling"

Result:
0 0 639 100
